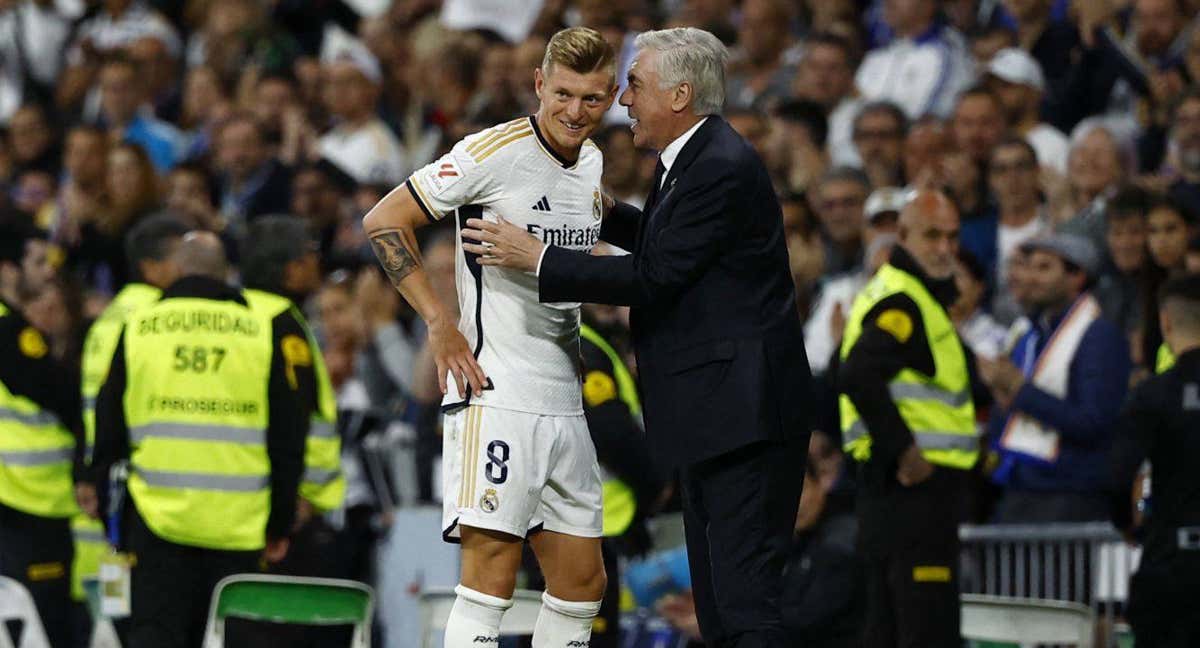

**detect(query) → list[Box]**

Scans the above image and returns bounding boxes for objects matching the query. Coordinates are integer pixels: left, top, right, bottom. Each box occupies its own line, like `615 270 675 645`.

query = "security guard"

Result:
92 232 307 648
0 223 84 648
579 317 663 647
838 190 978 648
75 215 188 627
1112 273 1200 647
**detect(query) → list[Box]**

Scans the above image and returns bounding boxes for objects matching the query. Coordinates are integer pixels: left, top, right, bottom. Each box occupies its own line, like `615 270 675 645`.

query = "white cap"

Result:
864 187 907 222
986 48 1045 92
320 26 383 84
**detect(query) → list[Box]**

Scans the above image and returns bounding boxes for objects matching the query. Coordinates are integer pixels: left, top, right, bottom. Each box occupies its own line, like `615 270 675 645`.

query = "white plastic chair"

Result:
0 576 51 648
961 593 1094 647
418 588 543 648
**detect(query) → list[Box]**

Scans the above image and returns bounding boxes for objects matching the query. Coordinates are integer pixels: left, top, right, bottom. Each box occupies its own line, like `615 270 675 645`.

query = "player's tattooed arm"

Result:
368 228 421 288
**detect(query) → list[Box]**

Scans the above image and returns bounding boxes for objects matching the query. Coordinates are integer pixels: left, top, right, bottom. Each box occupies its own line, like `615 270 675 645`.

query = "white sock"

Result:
531 591 603 648
443 584 512 648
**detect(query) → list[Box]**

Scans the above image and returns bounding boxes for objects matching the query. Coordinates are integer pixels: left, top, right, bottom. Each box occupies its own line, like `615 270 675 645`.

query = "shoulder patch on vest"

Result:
281 335 312 366
875 309 913 343
19 327 48 359
583 370 617 407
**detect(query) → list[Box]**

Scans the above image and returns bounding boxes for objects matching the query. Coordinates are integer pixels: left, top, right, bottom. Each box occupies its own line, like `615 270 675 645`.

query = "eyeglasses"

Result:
989 160 1037 174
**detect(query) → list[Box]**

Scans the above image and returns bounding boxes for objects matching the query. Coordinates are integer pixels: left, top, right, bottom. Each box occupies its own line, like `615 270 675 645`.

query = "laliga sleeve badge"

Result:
480 488 499 513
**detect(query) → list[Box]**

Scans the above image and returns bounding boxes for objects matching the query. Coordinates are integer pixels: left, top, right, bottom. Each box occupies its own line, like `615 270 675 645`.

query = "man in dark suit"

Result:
462 27 812 647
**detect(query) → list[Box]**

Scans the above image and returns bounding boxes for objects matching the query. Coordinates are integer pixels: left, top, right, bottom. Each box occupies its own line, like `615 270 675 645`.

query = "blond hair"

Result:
541 27 616 80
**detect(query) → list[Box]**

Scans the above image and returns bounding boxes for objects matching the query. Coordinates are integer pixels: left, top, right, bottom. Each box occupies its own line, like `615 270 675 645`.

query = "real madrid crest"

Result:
480 488 499 513
592 189 602 221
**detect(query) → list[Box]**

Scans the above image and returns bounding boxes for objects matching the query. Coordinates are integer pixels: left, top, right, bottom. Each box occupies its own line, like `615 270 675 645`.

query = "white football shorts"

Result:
441 405 603 542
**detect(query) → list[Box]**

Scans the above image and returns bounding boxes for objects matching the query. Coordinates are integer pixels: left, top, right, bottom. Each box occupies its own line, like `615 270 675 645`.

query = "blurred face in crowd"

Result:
9 105 53 165
1187 31 1200 89
165 168 214 223
1173 96 1200 175
1147 204 1189 270
1005 248 1035 309
23 282 69 344
854 109 905 174
1025 250 1084 310
511 38 548 105
950 259 985 320
317 281 359 343
739 0 791 66
13 171 56 215
1002 0 1051 22
254 77 297 136
1133 0 1184 57
481 44 515 97
883 0 935 37
99 61 142 125
899 192 960 280
1069 128 1122 201
727 111 770 158
64 129 107 188
903 119 949 184
324 62 378 123
988 77 1038 126
16 239 56 298
291 169 342 222
107 146 152 211
793 42 853 108
1106 213 1147 274
971 30 1015 65
182 66 228 126
600 129 640 192
952 92 1006 165
128 36 175 99
535 62 617 155
989 143 1040 213
816 178 868 246
216 118 266 182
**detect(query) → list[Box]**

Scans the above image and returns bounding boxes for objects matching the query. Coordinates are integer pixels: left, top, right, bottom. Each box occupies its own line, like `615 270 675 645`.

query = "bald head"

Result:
898 190 960 280
172 231 228 280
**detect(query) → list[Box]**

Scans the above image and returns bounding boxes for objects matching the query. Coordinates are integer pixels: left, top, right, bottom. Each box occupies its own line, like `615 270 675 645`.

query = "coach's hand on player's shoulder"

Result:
461 217 543 273
429 316 489 398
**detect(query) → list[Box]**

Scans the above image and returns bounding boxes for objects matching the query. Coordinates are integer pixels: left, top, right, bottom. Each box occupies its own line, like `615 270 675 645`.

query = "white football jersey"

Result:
406 116 604 415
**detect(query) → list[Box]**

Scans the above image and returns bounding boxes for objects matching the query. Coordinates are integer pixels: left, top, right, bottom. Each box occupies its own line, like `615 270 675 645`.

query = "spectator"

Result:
805 233 896 376
964 137 1049 299
953 86 1008 173
80 142 160 292
794 32 861 169
0 1 71 118
289 160 356 265
317 42 409 185
726 0 801 110
177 65 233 161
11 168 57 220
952 248 1008 360
252 72 301 148
999 0 1081 127
970 24 1018 65
984 48 1071 175
164 163 225 233
7 103 59 175
45 126 109 247
1095 186 1150 349
902 115 950 186
1141 195 1194 368
855 0 973 119
95 54 187 171
213 112 293 229
812 166 870 278
1166 90 1200 223
782 193 827 316
772 100 830 193
595 125 648 209
980 233 1130 523
851 101 907 189
127 35 182 123
1051 118 1134 249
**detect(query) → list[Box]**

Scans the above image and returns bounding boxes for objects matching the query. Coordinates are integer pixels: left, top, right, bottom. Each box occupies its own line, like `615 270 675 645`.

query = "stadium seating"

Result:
0 576 51 648
201 574 374 648
961 593 1094 647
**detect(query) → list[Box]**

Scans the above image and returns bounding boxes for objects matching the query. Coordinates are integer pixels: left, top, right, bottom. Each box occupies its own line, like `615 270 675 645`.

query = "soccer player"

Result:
362 27 617 648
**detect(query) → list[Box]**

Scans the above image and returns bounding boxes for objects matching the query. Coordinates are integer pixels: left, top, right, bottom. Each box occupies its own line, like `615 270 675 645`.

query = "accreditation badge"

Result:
99 551 135 618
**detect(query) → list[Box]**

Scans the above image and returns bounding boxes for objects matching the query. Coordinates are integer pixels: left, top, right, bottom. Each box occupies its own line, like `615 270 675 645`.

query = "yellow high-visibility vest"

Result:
123 295 273 550
244 289 344 512
0 302 78 518
81 283 161 464
839 263 979 469
70 515 106 602
580 324 638 537
1156 343 1175 374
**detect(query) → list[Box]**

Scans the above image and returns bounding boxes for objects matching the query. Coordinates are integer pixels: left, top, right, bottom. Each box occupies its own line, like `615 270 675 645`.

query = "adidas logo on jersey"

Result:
531 196 552 212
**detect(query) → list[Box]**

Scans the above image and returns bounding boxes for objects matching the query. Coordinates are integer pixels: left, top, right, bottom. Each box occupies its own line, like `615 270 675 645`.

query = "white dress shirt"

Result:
536 117 709 275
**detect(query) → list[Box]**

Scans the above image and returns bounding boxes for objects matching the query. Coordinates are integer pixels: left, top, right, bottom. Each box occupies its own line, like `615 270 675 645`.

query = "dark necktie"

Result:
646 157 666 211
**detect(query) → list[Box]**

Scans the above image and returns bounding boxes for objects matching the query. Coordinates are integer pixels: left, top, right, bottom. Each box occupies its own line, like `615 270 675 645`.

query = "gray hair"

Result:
1068 116 1139 175
634 28 729 116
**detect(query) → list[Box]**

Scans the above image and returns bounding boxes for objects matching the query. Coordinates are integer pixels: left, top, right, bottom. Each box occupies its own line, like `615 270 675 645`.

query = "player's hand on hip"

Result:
429 319 488 398
461 217 543 273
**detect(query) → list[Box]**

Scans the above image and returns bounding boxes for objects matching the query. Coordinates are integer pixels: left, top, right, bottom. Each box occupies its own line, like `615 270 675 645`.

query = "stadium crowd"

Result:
3 0 1200 645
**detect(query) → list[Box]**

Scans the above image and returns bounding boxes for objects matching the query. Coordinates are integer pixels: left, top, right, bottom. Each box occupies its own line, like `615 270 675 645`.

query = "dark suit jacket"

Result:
539 116 811 468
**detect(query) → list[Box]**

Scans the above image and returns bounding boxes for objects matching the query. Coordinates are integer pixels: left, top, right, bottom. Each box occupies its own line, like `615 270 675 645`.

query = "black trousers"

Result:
859 469 963 648
0 502 74 648
126 504 259 648
679 438 806 648
1128 554 1200 648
